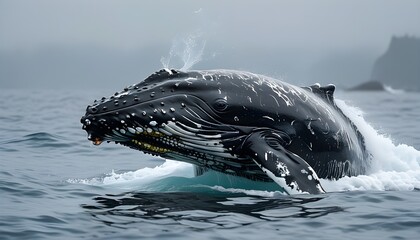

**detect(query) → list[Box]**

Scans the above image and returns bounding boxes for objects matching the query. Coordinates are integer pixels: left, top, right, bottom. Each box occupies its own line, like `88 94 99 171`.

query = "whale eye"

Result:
213 98 228 111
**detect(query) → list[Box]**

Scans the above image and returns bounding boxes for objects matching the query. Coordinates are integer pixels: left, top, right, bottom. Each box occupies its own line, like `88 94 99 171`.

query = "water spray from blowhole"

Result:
161 32 207 71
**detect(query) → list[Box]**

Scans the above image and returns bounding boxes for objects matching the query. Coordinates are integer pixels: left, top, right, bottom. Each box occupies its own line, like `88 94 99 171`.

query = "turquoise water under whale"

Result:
1 88 420 239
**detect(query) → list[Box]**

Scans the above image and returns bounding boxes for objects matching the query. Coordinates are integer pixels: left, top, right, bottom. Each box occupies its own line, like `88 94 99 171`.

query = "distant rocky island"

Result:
347 81 386 91
370 35 420 91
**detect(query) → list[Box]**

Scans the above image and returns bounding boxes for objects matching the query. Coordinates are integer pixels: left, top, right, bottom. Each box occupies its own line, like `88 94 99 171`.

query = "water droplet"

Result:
170 108 175 112
142 111 147 116
234 116 239 122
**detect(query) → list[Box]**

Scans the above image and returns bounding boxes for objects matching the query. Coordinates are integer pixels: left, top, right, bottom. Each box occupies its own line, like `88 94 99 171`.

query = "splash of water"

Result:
320 100 420 192
160 32 206 71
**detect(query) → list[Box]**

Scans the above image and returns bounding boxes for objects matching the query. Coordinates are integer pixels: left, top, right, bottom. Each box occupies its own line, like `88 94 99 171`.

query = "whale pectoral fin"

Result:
243 130 325 194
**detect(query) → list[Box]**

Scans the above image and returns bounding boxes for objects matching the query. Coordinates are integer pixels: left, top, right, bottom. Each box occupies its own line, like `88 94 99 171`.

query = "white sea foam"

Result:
69 160 195 190
210 186 286 198
71 100 420 195
322 100 420 192
384 85 405 94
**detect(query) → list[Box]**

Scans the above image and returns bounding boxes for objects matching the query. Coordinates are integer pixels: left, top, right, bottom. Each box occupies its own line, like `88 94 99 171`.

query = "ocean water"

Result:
1 88 420 239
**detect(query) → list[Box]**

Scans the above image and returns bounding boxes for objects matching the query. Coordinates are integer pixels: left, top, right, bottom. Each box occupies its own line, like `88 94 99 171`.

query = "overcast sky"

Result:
1 0 419 51
0 0 419 89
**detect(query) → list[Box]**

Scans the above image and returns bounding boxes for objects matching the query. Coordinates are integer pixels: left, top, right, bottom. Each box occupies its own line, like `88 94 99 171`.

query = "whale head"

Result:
80 69 281 175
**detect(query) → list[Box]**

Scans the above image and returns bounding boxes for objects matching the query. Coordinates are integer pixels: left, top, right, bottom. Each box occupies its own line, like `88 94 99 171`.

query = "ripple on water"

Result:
1 132 72 148
0 179 47 198
81 192 343 225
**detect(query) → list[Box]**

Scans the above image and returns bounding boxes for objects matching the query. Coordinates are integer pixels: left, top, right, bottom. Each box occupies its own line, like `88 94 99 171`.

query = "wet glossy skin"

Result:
81 69 370 194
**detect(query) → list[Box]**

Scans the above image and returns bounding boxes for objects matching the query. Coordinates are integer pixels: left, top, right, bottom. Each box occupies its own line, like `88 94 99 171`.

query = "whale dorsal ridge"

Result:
304 84 336 103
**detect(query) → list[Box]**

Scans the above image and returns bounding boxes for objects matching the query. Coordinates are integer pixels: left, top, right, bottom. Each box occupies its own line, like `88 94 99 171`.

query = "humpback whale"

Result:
81 69 370 194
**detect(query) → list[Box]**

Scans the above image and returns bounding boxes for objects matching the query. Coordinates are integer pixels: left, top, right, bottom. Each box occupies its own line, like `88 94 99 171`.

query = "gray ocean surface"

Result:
1 88 420 240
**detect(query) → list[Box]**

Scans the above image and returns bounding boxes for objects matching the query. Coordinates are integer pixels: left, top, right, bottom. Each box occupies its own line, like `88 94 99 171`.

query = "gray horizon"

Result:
1 0 419 89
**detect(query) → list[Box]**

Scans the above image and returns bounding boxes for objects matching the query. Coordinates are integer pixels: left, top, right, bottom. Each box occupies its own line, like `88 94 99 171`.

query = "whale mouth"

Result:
81 98 243 160
104 124 182 155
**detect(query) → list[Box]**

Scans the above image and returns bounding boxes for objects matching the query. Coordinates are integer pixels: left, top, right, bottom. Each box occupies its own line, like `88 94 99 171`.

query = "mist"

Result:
1 0 419 89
